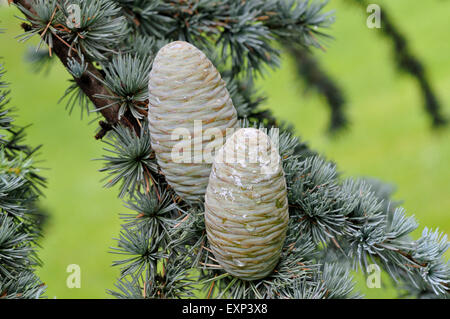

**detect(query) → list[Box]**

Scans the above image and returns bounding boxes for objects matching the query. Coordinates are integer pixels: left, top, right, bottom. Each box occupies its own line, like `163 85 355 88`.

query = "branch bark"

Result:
13 0 139 138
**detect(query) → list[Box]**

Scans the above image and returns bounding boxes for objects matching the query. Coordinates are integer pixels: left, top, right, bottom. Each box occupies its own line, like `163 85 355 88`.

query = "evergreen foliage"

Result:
11 0 449 299
0 60 46 299
285 1 447 133
351 0 447 128
284 44 347 133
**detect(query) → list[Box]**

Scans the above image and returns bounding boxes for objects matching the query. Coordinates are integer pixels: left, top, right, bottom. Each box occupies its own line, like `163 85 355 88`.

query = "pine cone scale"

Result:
148 41 238 202
205 128 289 280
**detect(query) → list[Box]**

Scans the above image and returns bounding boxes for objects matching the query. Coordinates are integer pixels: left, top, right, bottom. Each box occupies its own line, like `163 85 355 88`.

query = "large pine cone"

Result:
148 41 238 202
205 128 289 280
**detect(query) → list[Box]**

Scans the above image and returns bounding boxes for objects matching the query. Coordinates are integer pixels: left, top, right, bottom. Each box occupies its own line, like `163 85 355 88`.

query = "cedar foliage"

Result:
9 0 449 299
0 58 46 299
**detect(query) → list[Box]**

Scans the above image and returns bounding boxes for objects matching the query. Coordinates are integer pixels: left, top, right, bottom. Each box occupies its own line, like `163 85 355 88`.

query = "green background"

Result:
0 0 449 298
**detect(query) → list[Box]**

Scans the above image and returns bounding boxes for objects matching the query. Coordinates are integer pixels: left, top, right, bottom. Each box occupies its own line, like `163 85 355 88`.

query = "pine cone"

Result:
148 41 238 202
205 128 289 280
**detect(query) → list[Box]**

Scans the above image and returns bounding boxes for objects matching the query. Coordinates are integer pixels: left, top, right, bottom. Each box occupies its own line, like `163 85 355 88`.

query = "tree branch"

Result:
13 0 140 137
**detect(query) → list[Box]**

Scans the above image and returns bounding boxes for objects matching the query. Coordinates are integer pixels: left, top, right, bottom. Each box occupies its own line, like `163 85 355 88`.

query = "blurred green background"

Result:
0 1 449 298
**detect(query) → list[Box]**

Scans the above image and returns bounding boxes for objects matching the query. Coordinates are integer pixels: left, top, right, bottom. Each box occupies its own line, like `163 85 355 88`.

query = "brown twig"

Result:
207 277 216 299
94 120 113 140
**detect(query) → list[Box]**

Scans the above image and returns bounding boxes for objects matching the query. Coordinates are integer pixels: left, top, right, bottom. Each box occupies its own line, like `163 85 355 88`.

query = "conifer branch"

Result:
350 0 447 127
9 0 448 299
284 44 348 133
0 58 46 299
13 0 141 137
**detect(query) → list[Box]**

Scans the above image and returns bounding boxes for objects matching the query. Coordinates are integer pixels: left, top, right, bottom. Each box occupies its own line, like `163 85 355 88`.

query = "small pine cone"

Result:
148 41 238 202
205 128 289 281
